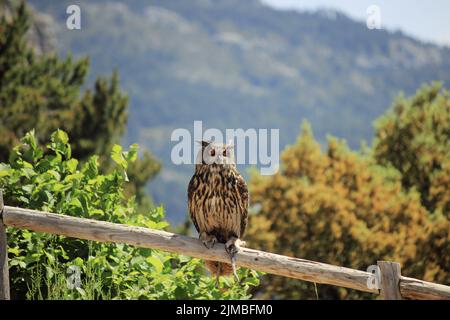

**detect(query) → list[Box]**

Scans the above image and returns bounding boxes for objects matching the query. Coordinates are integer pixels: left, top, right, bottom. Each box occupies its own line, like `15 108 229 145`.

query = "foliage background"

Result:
246 84 449 299
28 0 450 223
0 3 259 300
0 1 160 209
0 1 448 300
0 130 259 299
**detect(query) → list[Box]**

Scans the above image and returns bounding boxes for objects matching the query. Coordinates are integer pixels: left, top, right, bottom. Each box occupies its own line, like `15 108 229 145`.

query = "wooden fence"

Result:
0 193 449 300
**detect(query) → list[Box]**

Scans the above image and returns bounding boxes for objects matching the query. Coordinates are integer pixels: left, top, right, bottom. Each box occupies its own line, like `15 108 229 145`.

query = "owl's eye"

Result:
209 149 215 157
222 150 227 157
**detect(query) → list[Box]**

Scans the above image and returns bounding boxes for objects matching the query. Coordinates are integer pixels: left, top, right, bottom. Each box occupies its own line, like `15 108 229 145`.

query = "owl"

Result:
187 140 248 283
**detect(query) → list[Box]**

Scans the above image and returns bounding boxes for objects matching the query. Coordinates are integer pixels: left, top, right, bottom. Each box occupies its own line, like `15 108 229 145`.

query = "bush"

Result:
0 130 259 299
246 122 431 299
373 82 450 284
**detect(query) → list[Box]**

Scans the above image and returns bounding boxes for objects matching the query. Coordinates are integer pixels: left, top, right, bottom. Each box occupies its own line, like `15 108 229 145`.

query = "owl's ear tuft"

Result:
196 140 211 148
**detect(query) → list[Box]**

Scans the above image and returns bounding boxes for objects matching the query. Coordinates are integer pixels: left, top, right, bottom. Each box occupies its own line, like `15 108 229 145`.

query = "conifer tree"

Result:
0 2 160 203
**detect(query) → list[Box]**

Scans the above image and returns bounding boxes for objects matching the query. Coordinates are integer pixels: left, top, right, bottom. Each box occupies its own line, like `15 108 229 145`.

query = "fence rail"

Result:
0 196 449 300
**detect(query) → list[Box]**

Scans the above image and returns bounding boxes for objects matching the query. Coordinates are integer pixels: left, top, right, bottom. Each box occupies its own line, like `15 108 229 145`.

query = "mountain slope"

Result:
29 0 450 223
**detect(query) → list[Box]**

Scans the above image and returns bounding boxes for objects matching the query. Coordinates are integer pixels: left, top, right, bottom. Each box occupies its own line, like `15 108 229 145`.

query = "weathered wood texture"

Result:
2 205 450 299
400 276 450 300
3 205 377 294
378 261 402 300
0 191 11 300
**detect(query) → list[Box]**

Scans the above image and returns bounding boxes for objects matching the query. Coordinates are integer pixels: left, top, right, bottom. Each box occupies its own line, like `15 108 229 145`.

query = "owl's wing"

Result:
236 173 249 238
187 174 201 234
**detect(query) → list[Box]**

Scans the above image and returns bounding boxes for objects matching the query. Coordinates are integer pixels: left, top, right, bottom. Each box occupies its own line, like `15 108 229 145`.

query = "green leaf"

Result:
8 247 22 256
244 277 259 286
89 209 104 216
10 259 27 268
69 198 83 209
21 130 37 149
21 167 35 179
18 196 30 204
22 161 34 169
0 163 11 177
125 144 139 162
44 251 56 264
111 144 127 168
155 221 169 229
146 256 164 273
64 172 84 182
49 130 71 158
65 159 79 173
55 129 69 144
46 170 61 181
72 257 85 267
22 184 34 194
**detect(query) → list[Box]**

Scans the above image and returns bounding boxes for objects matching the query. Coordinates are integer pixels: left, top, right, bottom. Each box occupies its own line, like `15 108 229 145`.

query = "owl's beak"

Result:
217 154 231 165
215 154 224 164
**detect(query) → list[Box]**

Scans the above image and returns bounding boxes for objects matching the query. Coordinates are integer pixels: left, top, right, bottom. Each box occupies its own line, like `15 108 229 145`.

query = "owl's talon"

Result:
199 232 217 249
225 237 242 282
225 237 242 255
203 240 216 249
226 244 237 256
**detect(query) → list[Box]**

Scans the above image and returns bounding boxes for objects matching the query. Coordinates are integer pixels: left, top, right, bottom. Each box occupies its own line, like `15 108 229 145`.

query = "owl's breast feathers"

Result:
188 164 248 243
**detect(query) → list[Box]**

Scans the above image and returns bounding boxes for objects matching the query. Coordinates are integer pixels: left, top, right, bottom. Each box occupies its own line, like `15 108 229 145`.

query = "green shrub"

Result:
0 129 259 299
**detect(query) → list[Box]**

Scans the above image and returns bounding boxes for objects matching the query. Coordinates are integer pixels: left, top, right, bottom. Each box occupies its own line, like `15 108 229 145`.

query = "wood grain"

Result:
2 205 450 299
378 261 402 300
3 205 377 294
400 276 450 300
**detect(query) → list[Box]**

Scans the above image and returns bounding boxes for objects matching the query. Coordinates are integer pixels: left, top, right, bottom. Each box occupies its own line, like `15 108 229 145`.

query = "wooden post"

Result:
0 190 11 300
378 261 402 300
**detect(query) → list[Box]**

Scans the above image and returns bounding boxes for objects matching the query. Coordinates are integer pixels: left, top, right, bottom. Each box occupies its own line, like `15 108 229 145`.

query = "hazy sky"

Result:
261 0 450 47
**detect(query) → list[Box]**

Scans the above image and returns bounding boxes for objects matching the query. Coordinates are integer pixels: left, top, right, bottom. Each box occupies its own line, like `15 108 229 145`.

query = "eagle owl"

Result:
188 140 248 282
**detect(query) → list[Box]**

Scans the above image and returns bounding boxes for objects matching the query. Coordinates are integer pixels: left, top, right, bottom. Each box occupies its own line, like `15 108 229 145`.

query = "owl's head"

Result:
196 140 235 166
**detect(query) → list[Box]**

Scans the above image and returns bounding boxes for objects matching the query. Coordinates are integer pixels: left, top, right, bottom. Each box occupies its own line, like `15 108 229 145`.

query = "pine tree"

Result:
0 2 160 203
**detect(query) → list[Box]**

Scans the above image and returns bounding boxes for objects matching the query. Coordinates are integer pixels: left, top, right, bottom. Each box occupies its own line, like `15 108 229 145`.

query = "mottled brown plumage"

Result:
188 141 248 282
